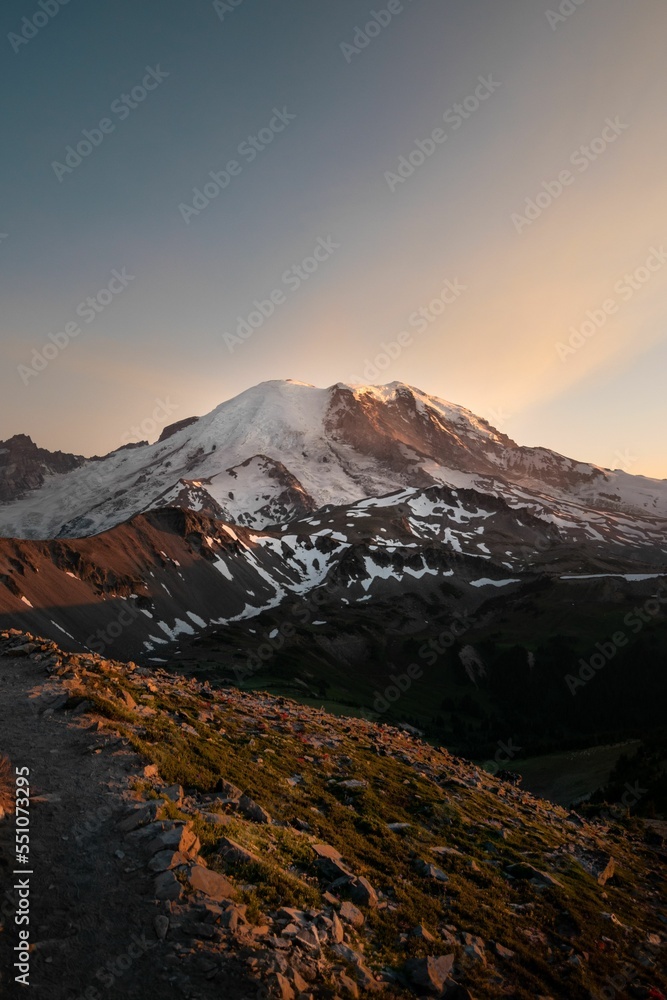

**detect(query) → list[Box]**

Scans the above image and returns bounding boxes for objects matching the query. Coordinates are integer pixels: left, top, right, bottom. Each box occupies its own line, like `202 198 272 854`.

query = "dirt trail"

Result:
0 657 208 999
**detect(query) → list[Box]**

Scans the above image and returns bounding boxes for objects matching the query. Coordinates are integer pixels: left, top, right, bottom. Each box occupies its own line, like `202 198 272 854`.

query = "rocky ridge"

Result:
1 629 665 999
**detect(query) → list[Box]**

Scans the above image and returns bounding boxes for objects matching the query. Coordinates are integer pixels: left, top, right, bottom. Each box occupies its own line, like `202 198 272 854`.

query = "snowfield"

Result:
1 379 666 543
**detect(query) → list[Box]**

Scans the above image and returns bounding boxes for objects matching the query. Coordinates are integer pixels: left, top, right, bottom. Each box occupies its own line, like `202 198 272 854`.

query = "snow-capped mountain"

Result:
1 380 666 541
1 378 666 664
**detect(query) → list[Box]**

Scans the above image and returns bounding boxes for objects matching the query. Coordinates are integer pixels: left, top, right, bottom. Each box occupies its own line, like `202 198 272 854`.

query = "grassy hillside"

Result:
2 628 665 999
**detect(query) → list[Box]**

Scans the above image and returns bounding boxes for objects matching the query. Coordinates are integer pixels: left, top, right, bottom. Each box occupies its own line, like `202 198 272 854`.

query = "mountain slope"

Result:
1 630 665 1000
0 481 665 665
1 380 666 539
0 507 344 661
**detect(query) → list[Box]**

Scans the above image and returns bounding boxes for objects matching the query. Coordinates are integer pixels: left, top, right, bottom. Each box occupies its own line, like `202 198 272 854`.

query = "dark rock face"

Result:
0 435 86 502
227 454 318 526
157 417 200 443
325 383 603 494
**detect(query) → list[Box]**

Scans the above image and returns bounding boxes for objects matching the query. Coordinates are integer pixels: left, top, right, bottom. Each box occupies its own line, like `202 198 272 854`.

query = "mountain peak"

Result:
1 378 666 539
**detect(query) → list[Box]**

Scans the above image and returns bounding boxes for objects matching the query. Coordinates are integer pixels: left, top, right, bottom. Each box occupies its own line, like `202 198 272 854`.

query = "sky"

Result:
1 0 666 479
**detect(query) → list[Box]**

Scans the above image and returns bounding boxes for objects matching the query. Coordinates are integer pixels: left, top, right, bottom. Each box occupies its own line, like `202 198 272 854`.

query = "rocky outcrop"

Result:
0 434 86 502
157 417 200 442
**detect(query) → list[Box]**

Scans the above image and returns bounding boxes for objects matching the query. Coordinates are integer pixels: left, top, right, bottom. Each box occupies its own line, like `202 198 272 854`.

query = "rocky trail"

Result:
0 650 255 999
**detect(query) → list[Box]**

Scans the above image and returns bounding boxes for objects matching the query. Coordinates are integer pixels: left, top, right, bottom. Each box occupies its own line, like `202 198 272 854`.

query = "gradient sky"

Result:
1 0 666 478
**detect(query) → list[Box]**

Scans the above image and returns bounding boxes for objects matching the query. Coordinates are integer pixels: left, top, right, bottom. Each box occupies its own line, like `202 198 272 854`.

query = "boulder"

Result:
147 823 200 858
238 793 272 824
199 901 224 921
332 944 381 991
339 972 360 997
121 689 137 711
340 901 365 927
312 844 354 881
597 856 616 886
572 848 618 886
405 955 455 994
505 862 562 888
218 836 261 866
274 973 295 1000
291 970 309 993
201 811 232 827
147 849 189 873
160 784 184 805
416 860 449 882
182 919 216 940
277 906 308 925
187 864 236 901
312 843 344 862
295 925 321 955
350 876 378 908
214 777 243 802
331 910 345 943
117 800 161 833
220 907 244 931
461 933 486 965
153 870 182 901
410 924 435 943
154 915 169 940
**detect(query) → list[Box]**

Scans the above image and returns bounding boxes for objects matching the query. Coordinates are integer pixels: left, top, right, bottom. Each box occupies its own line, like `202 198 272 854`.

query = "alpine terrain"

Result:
1 381 666 1000
0 380 666 757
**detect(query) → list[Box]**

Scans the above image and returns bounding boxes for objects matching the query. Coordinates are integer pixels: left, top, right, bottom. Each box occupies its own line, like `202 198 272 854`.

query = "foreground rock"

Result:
405 955 455 993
